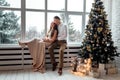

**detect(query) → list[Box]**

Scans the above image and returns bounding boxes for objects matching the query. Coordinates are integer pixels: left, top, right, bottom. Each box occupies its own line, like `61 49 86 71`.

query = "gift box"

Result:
89 71 100 78
99 64 105 70
92 68 99 72
105 63 116 69
99 64 106 76
89 67 100 78
106 67 118 75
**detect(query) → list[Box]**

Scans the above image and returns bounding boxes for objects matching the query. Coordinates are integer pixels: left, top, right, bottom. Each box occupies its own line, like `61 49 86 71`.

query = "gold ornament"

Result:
97 27 103 32
97 8 101 11
102 41 104 44
87 45 91 52
104 14 108 19
106 25 109 28
99 22 102 25
92 44 95 47
101 9 104 13
104 30 107 34
96 44 99 46
99 19 104 24
97 39 99 43
89 24 93 28
94 34 97 38
91 41 94 43
85 31 90 35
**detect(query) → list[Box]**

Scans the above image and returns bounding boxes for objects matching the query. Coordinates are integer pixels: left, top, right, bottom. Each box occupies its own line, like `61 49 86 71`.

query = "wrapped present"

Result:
99 64 106 76
92 68 99 72
106 67 118 75
105 63 116 69
89 71 100 78
89 67 100 78
99 64 105 70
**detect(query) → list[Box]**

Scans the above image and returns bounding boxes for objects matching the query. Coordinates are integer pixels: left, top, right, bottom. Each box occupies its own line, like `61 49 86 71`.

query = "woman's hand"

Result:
43 37 50 42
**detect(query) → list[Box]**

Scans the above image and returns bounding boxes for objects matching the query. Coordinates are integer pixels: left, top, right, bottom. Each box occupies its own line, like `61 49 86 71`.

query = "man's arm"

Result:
58 25 67 40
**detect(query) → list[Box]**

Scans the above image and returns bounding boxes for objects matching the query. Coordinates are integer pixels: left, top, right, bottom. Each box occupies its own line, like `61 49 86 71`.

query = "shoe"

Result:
58 68 62 76
52 63 57 71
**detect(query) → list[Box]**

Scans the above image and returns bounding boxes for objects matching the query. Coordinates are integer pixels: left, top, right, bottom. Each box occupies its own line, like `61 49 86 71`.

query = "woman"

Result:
43 22 58 45
19 22 58 46
19 22 58 73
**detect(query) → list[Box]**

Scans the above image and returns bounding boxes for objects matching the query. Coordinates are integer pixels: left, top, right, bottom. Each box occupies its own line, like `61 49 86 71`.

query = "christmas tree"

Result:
80 0 119 67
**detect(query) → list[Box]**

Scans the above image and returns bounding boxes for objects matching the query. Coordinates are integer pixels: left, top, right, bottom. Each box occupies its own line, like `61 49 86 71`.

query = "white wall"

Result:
103 0 112 26
111 0 120 50
103 0 120 52
103 0 120 69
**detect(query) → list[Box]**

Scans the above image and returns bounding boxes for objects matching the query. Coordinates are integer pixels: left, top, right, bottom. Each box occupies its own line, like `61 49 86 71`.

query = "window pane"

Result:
47 13 65 31
85 14 89 26
48 0 65 10
26 0 45 9
86 0 94 12
68 15 82 42
68 0 83 12
26 12 45 40
0 0 21 8
0 10 21 44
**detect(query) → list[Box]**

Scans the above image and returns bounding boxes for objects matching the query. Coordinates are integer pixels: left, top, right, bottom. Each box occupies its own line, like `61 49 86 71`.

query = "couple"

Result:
19 16 67 75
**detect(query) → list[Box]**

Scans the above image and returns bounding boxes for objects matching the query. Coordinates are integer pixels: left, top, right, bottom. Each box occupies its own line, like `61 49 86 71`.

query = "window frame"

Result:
0 0 91 47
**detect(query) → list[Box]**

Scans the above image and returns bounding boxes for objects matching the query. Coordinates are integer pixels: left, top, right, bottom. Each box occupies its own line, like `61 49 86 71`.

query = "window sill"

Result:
0 43 82 49
0 44 21 49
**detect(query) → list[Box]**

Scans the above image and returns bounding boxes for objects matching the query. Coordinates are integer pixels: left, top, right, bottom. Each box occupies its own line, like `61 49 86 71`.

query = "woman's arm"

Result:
44 30 57 43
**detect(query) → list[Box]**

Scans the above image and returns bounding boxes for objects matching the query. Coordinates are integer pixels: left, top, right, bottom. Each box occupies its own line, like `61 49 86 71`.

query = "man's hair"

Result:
54 16 60 20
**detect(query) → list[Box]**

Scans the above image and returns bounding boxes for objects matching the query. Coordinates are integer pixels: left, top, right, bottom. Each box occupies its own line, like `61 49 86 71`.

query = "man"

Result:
48 16 67 75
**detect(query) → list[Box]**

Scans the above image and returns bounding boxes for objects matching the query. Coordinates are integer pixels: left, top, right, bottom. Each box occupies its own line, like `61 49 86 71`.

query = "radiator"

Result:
0 46 80 70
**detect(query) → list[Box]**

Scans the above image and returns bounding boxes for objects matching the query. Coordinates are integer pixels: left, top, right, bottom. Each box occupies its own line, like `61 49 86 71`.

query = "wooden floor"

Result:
0 68 119 80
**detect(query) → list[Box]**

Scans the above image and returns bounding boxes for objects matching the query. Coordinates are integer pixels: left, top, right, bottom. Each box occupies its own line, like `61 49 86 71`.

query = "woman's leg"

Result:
19 38 40 47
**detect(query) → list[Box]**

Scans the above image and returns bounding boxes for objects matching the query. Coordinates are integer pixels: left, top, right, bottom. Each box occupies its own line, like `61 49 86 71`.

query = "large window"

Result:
0 0 94 45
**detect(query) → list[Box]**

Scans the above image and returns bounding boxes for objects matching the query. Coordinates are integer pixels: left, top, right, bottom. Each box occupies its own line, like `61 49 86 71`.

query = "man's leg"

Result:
48 42 58 71
58 41 67 75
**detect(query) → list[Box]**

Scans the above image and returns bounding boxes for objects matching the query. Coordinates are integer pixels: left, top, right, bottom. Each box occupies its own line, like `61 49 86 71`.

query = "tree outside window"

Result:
0 0 21 44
